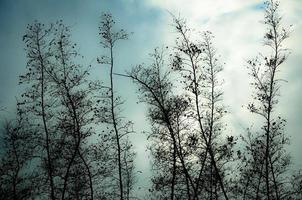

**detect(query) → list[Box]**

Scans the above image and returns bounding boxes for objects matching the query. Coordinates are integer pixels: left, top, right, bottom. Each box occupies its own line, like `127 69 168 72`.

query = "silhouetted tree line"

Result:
0 0 301 199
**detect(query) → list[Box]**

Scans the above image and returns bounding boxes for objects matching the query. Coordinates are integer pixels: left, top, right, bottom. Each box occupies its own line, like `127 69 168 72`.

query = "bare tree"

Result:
126 18 234 199
20 22 56 199
126 48 201 199
0 107 37 200
47 21 101 200
237 1 293 199
171 17 232 199
2 2 301 200
98 13 135 200
20 20 105 200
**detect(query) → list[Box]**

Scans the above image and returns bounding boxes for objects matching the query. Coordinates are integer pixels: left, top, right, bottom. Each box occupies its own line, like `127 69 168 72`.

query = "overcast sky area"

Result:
0 0 302 197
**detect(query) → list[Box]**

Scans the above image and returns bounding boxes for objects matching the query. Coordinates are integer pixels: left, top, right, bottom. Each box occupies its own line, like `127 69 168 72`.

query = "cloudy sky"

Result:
1 0 302 196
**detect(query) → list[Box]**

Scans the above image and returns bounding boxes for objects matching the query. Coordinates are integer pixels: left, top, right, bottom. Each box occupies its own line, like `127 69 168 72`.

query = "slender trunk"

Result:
264 11 281 200
265 115 271 200
127 73 198 197
269 155 279 199
36 31 56 200
61 143 78 200
175 117 192 200
154 53 176 200
194 149 208 200
166 115 198 196
210 163 213 200
171 144 176 200
256 161 264 199
61 101 82 200
208 148 228 200
192 53 228 200
60 106 94 200
58 40 94 200
110 44 124 200
123 149 131 200
12 134 20 200
78 150 94 199
185 173 191 200
265 40 276 200
61 118 82 200
269 19 280 200
61 112 94 200
208 40 216 200
178 25 228 199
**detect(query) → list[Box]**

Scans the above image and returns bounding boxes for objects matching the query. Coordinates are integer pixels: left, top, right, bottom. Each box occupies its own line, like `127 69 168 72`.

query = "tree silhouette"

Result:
171 17 233 199
127 48 194 199
20 22 57 199
0 1 301 200
236 1 295 199
98 13 135 200
48 21 99 200
19 20 107 200
0 107 37 200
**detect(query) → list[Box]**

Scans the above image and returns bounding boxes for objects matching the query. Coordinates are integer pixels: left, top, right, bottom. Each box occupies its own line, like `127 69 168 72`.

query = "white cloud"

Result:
142 0 302 166
146 0 259 19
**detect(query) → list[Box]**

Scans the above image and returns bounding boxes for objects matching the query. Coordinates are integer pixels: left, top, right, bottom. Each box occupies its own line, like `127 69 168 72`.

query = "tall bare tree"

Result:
171 17 233 199
0 106 37 200
47 21 100 200
127 48 195 199
20 20 105 200
98 13 135 200
237 1 293 199
126 19 234 199
20 22 57 199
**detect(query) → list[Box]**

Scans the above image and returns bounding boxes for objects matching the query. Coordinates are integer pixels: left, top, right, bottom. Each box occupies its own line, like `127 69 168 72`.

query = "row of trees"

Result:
0 14 135 200
0 0 301 199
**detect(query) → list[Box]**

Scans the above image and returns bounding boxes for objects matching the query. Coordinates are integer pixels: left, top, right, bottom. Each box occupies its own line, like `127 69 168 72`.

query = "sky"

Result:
0 0 302 197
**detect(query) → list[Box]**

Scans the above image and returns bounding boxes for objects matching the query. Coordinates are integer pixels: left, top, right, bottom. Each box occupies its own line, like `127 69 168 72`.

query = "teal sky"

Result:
1 0 302 197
